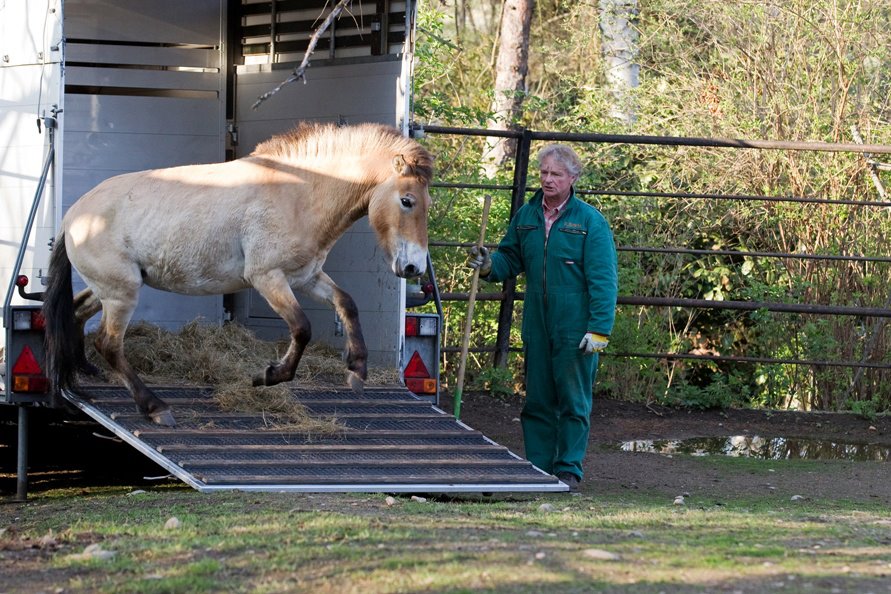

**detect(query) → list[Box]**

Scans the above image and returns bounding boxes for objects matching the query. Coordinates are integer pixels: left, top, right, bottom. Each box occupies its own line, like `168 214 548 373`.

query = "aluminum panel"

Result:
63 131 222 172
66 44 221 68
0 6 61 334
0 0 63 67
64 0 221 45
64 95 221 135
66 66 222 92
60 169 132 210
236 61 401 127
243 299 400 361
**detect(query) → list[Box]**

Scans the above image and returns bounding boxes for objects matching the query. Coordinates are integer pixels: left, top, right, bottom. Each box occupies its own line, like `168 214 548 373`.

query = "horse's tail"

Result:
43 233 80 392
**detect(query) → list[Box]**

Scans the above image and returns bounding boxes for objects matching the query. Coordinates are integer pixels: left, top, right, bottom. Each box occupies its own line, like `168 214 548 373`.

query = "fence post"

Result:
493 129 532 368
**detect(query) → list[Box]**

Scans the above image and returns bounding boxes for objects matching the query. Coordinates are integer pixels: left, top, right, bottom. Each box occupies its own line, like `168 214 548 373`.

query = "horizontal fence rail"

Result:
430 240 891 265
416 124 891 154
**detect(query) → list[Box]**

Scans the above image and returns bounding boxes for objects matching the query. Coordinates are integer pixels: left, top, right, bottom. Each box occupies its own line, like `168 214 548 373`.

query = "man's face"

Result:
539 157 576 203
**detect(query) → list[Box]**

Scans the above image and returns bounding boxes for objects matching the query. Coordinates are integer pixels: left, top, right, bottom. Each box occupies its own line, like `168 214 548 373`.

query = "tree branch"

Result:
251 0 353 110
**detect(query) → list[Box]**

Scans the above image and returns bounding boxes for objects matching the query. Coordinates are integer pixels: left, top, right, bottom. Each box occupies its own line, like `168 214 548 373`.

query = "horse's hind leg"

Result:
93 298 175 426
72 289 105 378
251 271 312 387
307 273 367 393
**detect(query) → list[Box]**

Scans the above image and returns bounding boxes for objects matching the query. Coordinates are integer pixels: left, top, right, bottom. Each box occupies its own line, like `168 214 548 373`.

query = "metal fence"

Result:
411 124 891 380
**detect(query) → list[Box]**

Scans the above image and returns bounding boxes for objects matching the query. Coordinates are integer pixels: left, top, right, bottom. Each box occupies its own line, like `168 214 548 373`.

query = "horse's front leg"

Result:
307 273 367 393
251 270 311 387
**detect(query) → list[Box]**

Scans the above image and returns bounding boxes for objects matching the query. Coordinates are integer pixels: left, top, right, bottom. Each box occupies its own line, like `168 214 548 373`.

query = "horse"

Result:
43 122 434 427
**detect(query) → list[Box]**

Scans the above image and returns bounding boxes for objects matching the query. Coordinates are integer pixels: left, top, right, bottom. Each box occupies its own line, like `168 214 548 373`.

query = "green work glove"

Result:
467 245 492 276
578 332 609 354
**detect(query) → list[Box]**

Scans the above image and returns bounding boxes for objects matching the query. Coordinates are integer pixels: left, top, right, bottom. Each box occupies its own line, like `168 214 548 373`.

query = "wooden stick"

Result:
252 0 353 110
454 195 493 419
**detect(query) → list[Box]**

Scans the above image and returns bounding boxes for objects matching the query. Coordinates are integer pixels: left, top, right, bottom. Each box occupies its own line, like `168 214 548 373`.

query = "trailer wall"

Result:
0 1 63 321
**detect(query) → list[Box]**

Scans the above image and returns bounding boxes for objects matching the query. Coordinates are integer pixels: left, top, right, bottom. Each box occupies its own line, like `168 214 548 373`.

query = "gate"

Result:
413 124 891 406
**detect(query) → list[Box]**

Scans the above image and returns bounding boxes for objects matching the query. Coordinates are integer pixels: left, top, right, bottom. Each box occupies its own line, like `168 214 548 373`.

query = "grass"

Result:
2 487 889 593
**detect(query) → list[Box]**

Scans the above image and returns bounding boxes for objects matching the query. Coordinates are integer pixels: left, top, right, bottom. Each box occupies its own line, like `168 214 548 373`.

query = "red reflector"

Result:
11 345 49 393
16 275 29 287
12 345 42 374
405 316 419 336
406 378 437 394
403 351 430 378
31 311 46 331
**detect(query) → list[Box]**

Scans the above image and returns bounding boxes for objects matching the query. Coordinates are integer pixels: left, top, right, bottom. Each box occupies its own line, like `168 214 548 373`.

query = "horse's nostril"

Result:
404 264 419 277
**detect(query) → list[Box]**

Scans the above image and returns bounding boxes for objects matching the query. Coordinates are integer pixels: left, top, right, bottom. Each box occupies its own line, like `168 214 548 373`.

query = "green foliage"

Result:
849 397 880 422
413 8 496 127
414 1 891 414
476 363 517 399
661 371 752 410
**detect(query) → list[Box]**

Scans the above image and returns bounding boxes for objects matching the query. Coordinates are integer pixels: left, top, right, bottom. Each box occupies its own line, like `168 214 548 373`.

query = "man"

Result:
468 144 618 492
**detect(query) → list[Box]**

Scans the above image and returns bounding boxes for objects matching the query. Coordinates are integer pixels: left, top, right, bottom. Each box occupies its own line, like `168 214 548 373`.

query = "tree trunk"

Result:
482 0 533 178
599 0 640 125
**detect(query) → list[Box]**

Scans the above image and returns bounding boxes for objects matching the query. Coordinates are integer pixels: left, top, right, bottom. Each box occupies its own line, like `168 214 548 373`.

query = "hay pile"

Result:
84 321 401 432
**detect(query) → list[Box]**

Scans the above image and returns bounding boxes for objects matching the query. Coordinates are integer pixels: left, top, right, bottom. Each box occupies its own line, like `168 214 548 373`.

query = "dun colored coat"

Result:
43 122 434 426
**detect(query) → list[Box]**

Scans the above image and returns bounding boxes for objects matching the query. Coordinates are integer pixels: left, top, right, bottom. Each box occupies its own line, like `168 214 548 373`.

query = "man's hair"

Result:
537 144 583 179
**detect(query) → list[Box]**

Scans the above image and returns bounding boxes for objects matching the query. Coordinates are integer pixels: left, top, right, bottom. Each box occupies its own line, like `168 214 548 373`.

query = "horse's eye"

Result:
400 196 413 208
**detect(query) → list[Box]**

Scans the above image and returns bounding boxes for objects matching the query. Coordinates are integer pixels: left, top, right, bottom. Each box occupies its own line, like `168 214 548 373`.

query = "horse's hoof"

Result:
252 366 271 387
348 372 365 394
78 361 105 379
253 364 279 387
150 409 176 427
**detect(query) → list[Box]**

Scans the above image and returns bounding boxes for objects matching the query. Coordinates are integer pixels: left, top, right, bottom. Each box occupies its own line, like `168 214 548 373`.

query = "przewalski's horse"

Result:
43 122 434 426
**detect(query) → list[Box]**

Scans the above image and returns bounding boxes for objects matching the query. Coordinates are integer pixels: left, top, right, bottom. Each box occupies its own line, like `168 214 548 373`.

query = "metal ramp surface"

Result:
63 385 567 493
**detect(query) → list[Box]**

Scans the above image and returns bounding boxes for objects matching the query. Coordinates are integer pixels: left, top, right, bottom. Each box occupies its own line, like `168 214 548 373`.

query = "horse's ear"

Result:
393 155 408 175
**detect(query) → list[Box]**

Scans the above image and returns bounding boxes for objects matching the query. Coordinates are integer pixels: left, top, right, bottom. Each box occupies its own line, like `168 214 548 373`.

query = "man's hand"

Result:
467 245 492 276
578 332 609 354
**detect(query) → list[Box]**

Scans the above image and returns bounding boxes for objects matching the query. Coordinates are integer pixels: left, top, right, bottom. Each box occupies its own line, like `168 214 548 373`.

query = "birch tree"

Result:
481 0 533 177
599 0 640 125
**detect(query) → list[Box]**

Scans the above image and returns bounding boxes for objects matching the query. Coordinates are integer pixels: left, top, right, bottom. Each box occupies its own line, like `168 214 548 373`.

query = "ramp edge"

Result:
62 391 207 491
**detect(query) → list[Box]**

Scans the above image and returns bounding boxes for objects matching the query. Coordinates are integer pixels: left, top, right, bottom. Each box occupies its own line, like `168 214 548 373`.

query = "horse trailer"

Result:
0 1 535 498
1 0 439 394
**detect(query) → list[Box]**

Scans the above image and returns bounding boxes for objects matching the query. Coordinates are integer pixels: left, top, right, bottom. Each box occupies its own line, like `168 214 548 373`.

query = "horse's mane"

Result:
252 122 434 183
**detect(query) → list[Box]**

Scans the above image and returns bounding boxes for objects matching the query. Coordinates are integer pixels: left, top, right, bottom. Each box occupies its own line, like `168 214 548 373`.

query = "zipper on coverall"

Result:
541 207 567 309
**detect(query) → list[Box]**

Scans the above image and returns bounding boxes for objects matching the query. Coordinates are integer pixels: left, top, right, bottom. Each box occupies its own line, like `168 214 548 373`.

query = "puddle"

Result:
616 436 890 461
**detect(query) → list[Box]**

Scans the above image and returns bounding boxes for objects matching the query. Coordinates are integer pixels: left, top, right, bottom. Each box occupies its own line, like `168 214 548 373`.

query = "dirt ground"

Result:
443 391 891 505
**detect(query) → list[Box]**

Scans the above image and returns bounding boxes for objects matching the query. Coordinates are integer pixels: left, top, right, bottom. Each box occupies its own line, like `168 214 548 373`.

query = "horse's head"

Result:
369 153 433 278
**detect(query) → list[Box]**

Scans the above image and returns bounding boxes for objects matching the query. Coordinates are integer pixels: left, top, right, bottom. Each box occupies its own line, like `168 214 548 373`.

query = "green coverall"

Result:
484 188 618 479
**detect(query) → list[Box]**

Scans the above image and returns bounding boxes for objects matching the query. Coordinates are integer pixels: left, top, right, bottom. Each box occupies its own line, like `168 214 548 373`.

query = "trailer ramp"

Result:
63 385 567 493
